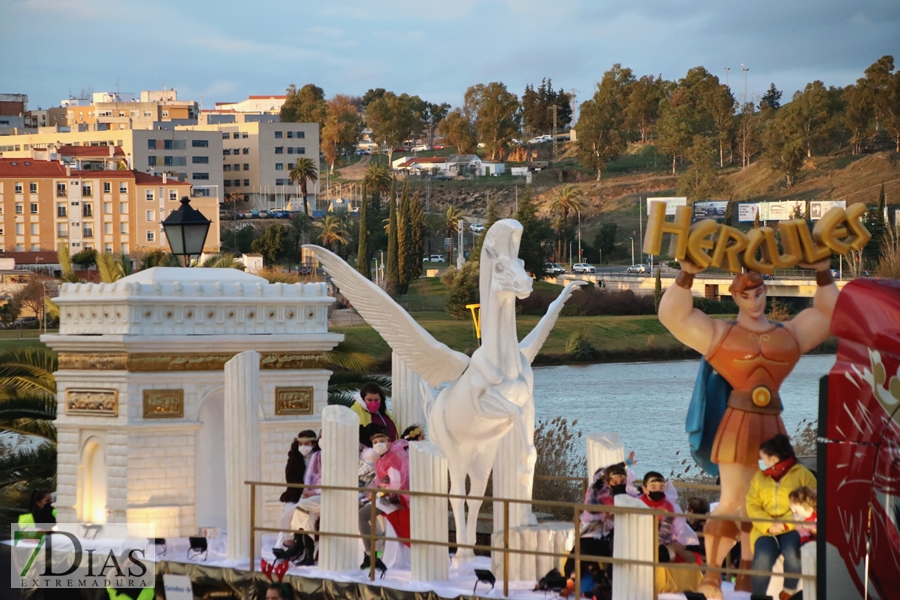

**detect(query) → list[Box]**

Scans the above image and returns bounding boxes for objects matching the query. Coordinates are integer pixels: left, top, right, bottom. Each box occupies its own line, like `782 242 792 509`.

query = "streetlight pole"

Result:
741 64 749 106
577 210 582 262
725 67 730 86
630 237 635 267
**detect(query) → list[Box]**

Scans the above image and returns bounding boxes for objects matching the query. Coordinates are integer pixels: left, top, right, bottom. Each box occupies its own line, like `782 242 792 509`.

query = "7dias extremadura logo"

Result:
11 523 155 589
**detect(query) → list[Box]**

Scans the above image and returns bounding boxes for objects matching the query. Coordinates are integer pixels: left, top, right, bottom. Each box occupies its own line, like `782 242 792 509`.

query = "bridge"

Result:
552 267 854 299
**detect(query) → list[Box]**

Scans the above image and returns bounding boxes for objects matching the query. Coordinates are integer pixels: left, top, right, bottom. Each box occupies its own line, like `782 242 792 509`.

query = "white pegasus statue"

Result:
305 219 584 561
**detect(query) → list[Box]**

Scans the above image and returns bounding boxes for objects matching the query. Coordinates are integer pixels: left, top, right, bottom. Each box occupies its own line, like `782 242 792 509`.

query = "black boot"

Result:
273 534 303 561
295 535 315 566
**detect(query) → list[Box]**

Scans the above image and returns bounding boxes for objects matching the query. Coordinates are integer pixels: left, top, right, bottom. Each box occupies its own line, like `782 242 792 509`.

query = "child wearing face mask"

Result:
788 486 817 545
274 431 321 564
357 427 410 570
639 472 698 565
350 383 398 444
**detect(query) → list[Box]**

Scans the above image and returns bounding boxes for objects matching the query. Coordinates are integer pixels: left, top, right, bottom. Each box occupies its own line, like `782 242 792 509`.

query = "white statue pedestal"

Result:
612 495 655 600
409 441 449 582
491 522 574 582
587 432 625 479
318 405 360 572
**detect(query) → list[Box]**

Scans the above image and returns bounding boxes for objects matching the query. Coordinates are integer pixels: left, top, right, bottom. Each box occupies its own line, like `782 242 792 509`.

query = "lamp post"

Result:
741 64 749 106
577 210 582 262
725 67 730 86
630 237 635 267
162 197 211 266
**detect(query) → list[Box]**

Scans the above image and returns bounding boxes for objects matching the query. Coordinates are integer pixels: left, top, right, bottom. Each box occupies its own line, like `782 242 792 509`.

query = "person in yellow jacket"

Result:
745 434 816 600
349 383 397 444
17 490 57 539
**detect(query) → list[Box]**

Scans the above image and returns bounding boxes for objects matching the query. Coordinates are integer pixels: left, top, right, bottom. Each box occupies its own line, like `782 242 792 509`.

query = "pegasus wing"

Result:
305 245 469 386
519 281 587 363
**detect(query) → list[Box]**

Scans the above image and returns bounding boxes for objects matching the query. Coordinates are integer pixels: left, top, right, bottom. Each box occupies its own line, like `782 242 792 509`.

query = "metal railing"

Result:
246 479 813 599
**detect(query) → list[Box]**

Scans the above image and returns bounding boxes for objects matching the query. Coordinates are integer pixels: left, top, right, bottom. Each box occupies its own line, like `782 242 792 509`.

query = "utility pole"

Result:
725 67 730 86
741 64 749 105
425 177 430 213
550 105 558 158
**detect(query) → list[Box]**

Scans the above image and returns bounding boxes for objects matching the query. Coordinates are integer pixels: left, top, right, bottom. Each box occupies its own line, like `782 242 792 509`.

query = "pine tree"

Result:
386 177 399 288
514 186 551 277
654 268 663 313
397 181 410 292
356 182 370 278
409 191 425 280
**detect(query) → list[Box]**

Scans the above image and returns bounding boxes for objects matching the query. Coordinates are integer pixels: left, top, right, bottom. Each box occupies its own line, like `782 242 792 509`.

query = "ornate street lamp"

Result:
162 197 211 266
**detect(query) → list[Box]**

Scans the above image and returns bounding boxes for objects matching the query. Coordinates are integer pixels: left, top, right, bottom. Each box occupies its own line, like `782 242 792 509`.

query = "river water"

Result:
531 354 833 478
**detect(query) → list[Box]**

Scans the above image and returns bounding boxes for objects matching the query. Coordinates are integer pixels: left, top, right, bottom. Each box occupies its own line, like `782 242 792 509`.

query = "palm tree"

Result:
363 162 392 198
289 157 319 218
550 184 585 264
197 252 245 269
316 214 349 252
445 206 462 263
324 343 392 406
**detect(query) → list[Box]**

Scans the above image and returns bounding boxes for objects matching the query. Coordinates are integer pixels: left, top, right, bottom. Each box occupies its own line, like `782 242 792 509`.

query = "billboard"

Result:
692 201 729 221
757 200 805 221
738 203 759 222
647 196 687 216
809 200 846 220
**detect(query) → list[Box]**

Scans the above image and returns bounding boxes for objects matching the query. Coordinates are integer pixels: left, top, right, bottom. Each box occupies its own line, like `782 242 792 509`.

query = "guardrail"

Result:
247 477 812 599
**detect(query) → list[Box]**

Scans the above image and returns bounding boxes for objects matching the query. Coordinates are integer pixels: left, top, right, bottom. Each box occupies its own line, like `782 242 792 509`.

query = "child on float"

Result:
350 382 398 444
274 431 322 565
788 486 817 545
639 472 699 564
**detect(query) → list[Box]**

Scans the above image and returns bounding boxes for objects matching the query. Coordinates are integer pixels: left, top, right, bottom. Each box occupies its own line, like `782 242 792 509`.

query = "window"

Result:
121 243 128 254
164 156 186 166
30 244 40 252
15 203 23 214
14 182 22 193
29 182 37 193
296 147 305 154
275 147 283 154
169 190 177 201
224 180 232 187
119 202 128 213
242 132 248 139
83 224 93 238
57 182 67 197
234 164 241 171
103 182 111 193
145 190 154 201
104 243 113 253
275 131 283 138
275 163 283 170
146 210 154 222
15 223 24 235
102 223 111 235
31 223 39 235
163 139 186 150
223 149 231 156
192 139 209 148
232 132 240 139
57 203 67 217
82 184 93 197
162 110 169 118
244 179 250 186
223 165 232 172
243 147 249 155
57 223 68 238
104 202 112 214
30 203 38 214
148 139 157 149
120 223 128 234
192 173 209 180
222 132 229 139
296 131 305 139
288 147 294 154
275 178 289 185
119 182 127 193
0 227 3 235
15 244 23 251
192 156 209 164
243 163 249 170
287 131 293 139
82 203 93 217
148 155 158 166
146 231 156 242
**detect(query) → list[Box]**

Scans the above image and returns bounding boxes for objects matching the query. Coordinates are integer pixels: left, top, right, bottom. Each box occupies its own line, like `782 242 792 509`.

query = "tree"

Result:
654 267 663 313
437 109 477 154
791 81 836 157
356 182 370 278
366 92 419 165
843 81 874 155
321 95 363 173
678 135 733 200
289 157 318 217
463 82 521 161
316 214 349 252
514 186 551 276
864 55 900 152
764 106 806 188
280 83 327 129
736 102 763 168
422 102 450 146
13 279 46 324
251 223 291 265
71 248 97 269
576 72 628 180
522 78 573 136
593 222 618 264
625 75 663 143
550 184 584 263
386 178 400 289
656 67 721 174
759 83 783 111
360 88 386 110
446 259 479 320
445 206 462 263
702 81 736 166
405 189 425 281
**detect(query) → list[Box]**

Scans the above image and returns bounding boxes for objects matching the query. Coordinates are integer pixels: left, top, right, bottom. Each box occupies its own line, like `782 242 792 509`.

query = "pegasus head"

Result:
481 219 533 300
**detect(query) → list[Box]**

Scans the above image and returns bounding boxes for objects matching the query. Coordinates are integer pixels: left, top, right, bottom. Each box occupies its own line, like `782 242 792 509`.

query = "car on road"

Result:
831 269 841 278
431 174 453 180
572 263 596 273
250 209 260 218
354 149 371 156
411 144 430 152
469 223 485 233
626 264 649 274
13 316 39 329
544 263 566 275
426 255 444 263
431 144 445 150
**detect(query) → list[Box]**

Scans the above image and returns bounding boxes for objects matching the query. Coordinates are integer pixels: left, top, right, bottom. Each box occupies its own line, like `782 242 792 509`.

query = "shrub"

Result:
440 265 458 287
533 417 584 518
565 330 595 360
445 260 479 319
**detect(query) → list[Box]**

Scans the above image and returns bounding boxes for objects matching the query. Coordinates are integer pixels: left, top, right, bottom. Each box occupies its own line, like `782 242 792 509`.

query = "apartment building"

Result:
0 159 220 257
212 95 286 114
183 118 319 209
0 129 224 200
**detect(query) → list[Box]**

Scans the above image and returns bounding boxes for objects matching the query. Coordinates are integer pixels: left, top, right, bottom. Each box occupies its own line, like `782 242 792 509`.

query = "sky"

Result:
1 0 898 113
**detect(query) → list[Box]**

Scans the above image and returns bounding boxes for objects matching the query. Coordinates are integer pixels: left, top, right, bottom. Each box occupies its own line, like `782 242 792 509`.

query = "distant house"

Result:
392 156 447 174
445 155 505 177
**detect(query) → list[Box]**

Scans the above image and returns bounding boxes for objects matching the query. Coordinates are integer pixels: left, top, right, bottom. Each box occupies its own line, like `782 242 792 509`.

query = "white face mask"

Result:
758 459 769 471
373 442 389 456
298 444 313 457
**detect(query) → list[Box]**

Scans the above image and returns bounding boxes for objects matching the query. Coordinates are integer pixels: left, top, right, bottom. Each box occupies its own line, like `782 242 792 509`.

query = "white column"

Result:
224 351 262 561
318 405 360 572
391 353 426 431
492 418 535 534
612 495 655 600
587 432 625 479
409 441 449 582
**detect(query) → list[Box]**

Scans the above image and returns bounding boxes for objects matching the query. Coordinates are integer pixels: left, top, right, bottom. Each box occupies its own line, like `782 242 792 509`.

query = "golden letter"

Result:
686 219 718 268
791 220 831 263
643 203 692 259
814 206 851 254
744 228 776 275
710 226 749 273
763 221 802 268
